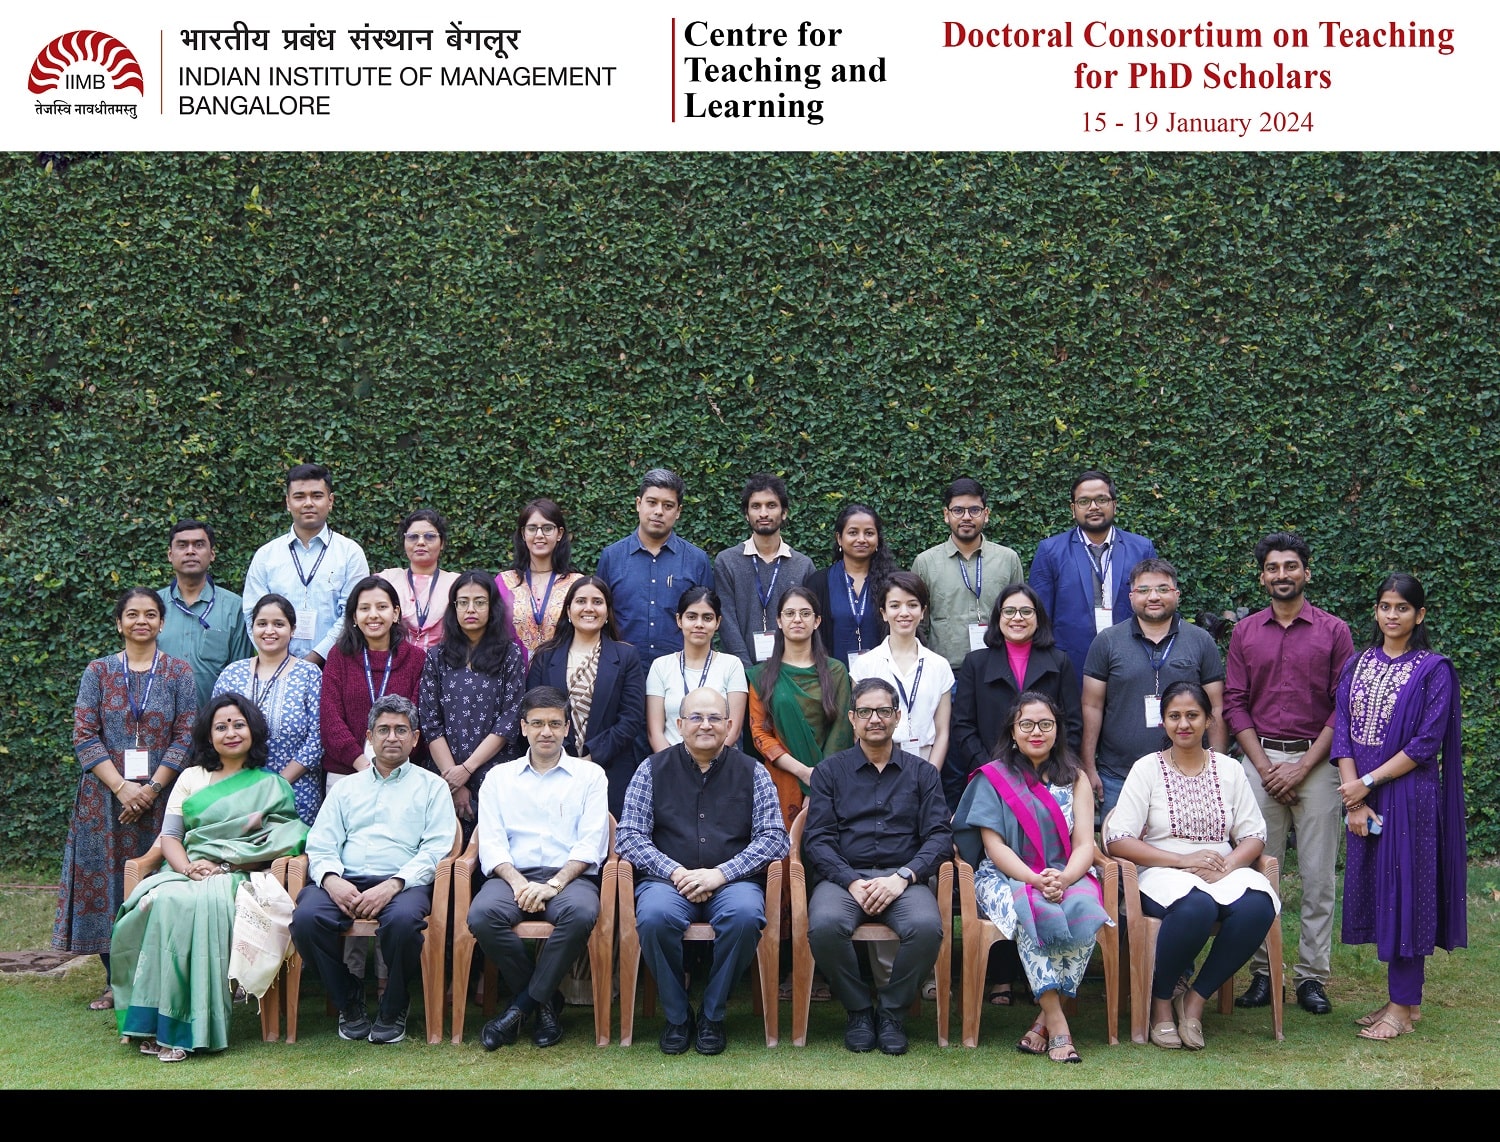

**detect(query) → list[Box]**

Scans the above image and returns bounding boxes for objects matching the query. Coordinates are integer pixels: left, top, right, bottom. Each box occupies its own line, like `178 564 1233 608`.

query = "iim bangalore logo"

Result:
29 30 144 118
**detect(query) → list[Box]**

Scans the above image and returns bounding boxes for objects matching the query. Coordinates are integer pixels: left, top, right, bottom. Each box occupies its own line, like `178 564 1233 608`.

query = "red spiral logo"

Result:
28 30 144 95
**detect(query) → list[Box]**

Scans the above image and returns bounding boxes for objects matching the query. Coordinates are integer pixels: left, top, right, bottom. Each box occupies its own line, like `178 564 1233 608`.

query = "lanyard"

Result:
170 579 215 629
679 650 714 695
844 568 870 651
751 555 782 630
407 569 440 631
525 569 558 628
891 657 926 726
119 650 159 742
363 648 394 704
289 537 329 588
252 653 293 707
1080 529 1113 585
1141 631 1177 695
957 552 983 619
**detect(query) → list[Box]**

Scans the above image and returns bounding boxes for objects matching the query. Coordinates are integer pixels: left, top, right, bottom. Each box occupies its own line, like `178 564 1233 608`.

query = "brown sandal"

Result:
1016 1020 1048 1055
1355 1004 1421 1028
1048 1033 1082 1063
1356 1012 1414 1041
88 988 114 1011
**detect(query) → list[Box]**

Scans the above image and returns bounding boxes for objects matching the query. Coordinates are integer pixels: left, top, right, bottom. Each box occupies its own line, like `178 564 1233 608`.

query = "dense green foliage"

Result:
3 152 1496 859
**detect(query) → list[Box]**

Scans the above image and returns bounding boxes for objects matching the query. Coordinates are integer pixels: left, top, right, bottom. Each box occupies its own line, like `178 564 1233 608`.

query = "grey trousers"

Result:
807 871 942 1015
467 869 601 1006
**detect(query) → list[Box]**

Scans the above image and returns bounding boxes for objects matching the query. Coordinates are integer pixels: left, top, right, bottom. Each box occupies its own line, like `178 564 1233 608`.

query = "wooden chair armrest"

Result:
954 853 979 930
935 858 954 931
1254 853 1280 890
123 843 165 895
616 859 637 927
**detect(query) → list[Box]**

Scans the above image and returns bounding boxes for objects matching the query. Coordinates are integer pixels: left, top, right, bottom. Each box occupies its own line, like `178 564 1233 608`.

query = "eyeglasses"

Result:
779 609 814 621
1132 585 1178 597
1016 719 1056 733
453 598 488 610
1072 495 1115 508
524 524 559 537
1000 607 1035 619
946 505 986 517
404 532 440 544
684 713 727 726
524 718 567 732
852 706 898 721
373 725 413 738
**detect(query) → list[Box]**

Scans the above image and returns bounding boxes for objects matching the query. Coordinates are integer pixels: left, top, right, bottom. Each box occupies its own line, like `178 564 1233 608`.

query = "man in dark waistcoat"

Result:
615 687 790 1056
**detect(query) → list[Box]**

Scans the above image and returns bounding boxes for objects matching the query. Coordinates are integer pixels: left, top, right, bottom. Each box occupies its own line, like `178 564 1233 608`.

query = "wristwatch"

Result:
147 779 164 794
1362 773 1376 788
897 866 917 886
547 877 563 890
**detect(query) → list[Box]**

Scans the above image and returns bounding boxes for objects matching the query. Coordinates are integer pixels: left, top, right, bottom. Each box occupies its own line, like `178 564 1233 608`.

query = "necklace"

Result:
1167 747 1208 778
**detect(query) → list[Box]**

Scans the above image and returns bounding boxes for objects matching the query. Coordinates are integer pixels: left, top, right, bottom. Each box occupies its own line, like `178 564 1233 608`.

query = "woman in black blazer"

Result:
950 582 1083 811
525 575 647 818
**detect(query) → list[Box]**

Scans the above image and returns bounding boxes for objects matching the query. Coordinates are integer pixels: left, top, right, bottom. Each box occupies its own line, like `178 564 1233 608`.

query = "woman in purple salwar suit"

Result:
1333 573 1466 1041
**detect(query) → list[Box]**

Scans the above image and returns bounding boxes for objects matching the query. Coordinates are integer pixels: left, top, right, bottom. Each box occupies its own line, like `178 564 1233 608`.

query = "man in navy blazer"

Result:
1028 469 1158 696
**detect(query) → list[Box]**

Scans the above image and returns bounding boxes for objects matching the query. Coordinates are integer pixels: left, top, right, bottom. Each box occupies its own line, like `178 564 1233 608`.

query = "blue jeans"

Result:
634 879 766 1023
1099 769 1126 821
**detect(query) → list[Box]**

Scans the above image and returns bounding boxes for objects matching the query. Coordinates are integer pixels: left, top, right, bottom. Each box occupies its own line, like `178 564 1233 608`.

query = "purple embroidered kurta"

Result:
1332 647 1466 960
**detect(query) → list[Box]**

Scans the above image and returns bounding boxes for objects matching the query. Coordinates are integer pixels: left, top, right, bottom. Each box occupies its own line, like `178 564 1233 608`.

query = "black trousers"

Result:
291 876 432 1021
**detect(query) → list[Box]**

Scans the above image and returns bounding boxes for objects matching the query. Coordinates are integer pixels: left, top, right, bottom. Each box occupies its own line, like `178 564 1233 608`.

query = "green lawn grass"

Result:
3 862 1496 1089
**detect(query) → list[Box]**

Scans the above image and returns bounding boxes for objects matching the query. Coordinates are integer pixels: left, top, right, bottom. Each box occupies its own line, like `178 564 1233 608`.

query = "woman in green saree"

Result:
111 693 308 1062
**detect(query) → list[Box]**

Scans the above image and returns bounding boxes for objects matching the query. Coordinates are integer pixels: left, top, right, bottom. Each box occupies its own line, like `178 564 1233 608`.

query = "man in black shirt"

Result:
804 678 951 1055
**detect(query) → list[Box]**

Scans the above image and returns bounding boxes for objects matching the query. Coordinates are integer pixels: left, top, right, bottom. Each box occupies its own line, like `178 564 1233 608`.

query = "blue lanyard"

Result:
169 579 215 629
1141 631 1177 693
844 567 870 650
119 650 160 729
525 569 558 628
363 648 394 704
1079 529 1113 585
407 569 440 631
957 553 982 603
891 657 926 725
252 653 293 707
679 650 714 696
751 556 782 628
289 537 329 588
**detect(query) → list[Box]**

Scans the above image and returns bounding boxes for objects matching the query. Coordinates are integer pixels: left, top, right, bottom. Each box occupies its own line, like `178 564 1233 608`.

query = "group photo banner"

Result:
4 1 1496 148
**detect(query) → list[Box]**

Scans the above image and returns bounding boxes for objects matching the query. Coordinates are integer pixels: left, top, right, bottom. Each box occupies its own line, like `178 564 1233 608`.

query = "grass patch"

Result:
3 862 1496 1089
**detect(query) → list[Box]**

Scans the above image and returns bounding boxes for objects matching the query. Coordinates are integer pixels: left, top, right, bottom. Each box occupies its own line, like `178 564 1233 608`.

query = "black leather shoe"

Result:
659 1007 695 1055
1296 979 1333 1015
844 1008 877 1052
695 1016 727 1055
531 995 565 1047
877 1010 908 1056
481 1005 527 1051
1235 973 1272 1008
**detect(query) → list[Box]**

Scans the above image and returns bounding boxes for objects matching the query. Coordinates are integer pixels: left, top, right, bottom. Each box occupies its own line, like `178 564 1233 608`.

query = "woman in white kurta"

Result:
848 570 953 767
645 586 748 750
1104 680 1279 1051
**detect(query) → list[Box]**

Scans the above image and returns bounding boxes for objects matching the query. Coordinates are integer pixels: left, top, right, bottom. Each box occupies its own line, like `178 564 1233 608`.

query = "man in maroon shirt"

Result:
1223 532 1354 1015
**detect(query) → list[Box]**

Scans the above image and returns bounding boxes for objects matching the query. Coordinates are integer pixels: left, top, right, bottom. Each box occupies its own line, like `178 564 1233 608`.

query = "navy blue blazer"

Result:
525 636 647 819
1028 527 1158 693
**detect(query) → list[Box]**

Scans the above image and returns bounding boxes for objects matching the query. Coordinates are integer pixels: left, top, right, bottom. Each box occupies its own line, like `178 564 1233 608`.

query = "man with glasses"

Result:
158 518 253 708
291 695 456 1045
911 477 1023 670
804 678 951 1055
470 686 610 1050
1080 559 1227 816
714 473 817 665
1029 469 1158 694
616 687 789 1056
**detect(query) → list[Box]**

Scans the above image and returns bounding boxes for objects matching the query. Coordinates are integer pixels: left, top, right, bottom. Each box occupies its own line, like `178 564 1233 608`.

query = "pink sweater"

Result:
319 640 425 774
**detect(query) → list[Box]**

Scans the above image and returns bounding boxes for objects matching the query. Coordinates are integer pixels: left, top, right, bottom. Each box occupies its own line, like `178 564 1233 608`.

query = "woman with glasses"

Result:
499 499 582 658
419 571 528 833
646 587 749 752
748 586 853 832
952 692 1110 1062
378 509 459 653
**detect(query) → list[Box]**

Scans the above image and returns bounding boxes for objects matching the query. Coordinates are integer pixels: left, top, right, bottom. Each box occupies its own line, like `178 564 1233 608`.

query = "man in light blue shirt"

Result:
157 518 252 708
595 467 713 661
242 462 368 666
471 686 610 1050
291 695 456 1045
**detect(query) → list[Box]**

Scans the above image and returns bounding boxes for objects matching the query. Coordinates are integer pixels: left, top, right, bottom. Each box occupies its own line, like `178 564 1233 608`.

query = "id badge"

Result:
968 623 988 652
123 749 150 780
294 607 316 641
1094 607 1114 635
847 650 866 673
753 631 776 661
1144 695 1162 728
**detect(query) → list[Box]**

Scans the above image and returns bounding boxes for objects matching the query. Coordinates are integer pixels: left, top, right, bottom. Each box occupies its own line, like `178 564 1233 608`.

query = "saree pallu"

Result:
112 768 307 1052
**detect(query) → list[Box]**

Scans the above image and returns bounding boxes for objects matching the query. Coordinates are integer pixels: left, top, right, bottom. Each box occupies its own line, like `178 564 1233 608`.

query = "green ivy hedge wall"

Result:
3 151 1496 861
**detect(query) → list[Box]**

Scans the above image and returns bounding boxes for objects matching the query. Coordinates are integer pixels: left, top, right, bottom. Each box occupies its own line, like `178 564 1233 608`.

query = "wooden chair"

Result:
448 817 618 1046
122 842 293 1042
281 824 463 1044
787 808 954 1048
952 839 1120 1048
1100 809 1285 1043
615 853 783 1047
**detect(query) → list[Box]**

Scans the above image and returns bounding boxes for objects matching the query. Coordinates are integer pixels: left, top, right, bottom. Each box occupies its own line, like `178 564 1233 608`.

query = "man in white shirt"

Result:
242 462 369 666
291 695 456 1045
471 686 610 1050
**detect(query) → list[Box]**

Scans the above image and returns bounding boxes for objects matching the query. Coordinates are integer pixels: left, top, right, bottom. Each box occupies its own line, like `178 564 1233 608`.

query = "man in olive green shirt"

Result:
157 518 253 709
911 478 1023 670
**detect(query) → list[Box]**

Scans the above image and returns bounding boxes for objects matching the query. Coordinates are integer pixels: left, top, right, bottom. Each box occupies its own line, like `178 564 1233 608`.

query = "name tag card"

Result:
1094 607 1114 635
1144 695 1162 728
969 623 988 652
123 749 150 780
295 607 316 642
846 650 867 673
753 631 776 661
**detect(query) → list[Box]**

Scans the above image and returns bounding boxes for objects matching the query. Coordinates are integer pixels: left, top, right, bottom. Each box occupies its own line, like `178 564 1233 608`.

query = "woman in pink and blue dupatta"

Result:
952 691 1110 1063
1334 573 1466 1042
